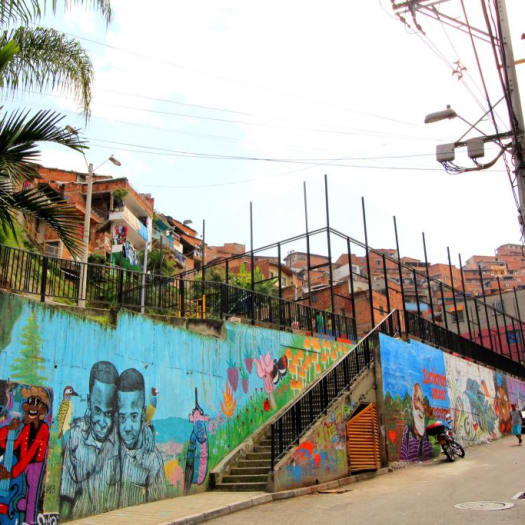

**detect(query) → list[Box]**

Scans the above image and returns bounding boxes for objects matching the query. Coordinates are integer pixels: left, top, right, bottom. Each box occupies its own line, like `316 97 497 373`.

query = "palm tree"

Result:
0 1 112 255
0 1 112 116
0 107 86 256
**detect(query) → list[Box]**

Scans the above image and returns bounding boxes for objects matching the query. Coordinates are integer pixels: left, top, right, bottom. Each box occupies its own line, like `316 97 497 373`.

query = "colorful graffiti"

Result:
0 380 53 525
0 293 354 520
380 333 525 463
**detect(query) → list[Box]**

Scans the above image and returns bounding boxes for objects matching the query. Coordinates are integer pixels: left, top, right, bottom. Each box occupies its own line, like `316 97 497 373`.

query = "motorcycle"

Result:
425 417 465 462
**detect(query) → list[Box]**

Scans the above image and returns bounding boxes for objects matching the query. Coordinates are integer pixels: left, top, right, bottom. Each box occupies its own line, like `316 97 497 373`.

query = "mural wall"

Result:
273 366 376 491
0 292 353 522
380 333 525 463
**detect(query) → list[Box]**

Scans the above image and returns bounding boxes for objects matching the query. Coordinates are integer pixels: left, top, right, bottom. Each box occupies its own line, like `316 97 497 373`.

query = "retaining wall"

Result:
0 291 354 523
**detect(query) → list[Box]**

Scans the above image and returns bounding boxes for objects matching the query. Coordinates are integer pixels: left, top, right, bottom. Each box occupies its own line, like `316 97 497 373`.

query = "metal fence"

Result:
0 243 355 340
404 310 525 378
269 310 401 469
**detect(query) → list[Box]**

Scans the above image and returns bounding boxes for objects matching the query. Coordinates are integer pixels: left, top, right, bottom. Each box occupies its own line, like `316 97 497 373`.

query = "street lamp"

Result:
78 153 121 308
424 105 457 124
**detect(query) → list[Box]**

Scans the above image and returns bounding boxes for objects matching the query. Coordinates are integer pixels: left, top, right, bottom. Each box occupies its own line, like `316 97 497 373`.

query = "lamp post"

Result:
78 154 121 308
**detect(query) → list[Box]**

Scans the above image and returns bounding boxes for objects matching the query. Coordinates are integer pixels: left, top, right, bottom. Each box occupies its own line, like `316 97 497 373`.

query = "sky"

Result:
9 0 525 265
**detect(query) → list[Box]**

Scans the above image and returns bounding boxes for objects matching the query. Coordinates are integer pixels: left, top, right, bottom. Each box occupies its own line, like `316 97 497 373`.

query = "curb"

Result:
161 467 392 525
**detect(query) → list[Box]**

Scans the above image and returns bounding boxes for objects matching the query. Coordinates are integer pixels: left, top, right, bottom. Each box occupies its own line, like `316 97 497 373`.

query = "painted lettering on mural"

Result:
0 380 53 525
382 334 525 462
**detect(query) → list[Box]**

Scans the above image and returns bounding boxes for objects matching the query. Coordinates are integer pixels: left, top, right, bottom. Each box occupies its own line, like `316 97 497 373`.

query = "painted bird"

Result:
145 387 158 424
58 386 79 446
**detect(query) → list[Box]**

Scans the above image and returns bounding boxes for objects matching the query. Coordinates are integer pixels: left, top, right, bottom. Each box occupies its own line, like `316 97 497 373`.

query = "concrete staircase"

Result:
214 433 272 491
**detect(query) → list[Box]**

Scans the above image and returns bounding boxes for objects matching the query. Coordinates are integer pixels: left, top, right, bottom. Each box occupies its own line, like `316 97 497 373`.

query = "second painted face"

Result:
89 380 117 442
118 390 144 449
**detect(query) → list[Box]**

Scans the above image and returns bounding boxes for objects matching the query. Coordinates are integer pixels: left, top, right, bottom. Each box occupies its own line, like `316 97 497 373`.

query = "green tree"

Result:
11 310 47 385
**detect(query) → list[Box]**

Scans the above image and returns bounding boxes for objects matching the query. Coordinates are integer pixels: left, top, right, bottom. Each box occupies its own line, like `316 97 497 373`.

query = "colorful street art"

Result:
0 292 354 521
380 333 525 463
0 380 53 525
273 398 357 492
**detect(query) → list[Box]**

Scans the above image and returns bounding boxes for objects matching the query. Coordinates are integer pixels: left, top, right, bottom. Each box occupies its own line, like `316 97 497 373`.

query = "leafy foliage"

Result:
0 108 85 256
0 27 94 116
0 0 111 26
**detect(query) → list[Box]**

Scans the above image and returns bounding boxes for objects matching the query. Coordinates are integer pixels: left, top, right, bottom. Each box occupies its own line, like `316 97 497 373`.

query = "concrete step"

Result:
259 439 272 447
230 466 269 476
237 459 271 468
245 452 271 461
222 473 269 483
253 445 271 453
215 482 268 492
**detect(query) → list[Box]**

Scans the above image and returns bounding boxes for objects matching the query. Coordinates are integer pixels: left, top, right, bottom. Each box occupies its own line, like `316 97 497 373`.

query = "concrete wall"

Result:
272 367 376 492
0 291 354 523
380 333 525 464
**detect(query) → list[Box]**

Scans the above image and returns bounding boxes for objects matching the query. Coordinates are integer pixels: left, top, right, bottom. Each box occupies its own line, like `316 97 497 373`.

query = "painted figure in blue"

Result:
184 389 209 495
117 369 165 507
60 361 121 520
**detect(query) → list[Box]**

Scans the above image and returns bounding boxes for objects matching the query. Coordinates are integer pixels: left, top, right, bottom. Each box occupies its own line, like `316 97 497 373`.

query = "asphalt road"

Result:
211 435 525 525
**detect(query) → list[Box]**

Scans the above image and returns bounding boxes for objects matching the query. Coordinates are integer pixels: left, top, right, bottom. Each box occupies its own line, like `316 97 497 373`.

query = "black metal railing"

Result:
0 243 356 340
404 310 525 379
270 310 401 469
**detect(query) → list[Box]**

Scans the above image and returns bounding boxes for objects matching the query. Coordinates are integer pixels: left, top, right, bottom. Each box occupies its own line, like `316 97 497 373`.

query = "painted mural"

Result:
380 333 525 463
0 379 53 525
0 292 353 520
273 400 354 492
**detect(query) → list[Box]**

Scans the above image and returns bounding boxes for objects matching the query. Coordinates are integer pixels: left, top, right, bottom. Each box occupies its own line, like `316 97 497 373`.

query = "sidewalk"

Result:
69 469 390 525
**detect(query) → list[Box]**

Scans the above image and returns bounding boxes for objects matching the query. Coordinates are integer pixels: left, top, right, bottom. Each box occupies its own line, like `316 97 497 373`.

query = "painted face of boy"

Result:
89 380 116 442
118 390 144 449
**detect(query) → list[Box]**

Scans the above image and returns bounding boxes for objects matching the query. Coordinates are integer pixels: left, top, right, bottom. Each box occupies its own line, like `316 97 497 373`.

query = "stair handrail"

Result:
270 309 401 469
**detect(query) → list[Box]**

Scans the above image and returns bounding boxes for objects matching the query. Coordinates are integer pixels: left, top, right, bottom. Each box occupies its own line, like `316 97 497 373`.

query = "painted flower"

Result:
263 399 271 411
285 348 293 359
220 382 236 419
254 352 275 394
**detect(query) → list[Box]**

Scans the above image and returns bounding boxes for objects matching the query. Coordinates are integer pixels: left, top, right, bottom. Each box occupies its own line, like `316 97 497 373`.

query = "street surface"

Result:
212 436 525 525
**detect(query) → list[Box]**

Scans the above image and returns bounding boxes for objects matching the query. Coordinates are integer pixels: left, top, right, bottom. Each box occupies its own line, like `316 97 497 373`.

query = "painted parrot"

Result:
145 387 158 424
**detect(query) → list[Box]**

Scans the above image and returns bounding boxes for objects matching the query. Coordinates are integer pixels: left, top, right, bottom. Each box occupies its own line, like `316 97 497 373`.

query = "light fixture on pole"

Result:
77 151 122 308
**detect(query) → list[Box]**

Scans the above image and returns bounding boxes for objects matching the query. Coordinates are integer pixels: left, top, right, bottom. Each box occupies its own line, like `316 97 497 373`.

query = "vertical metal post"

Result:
393 216 406 334
497 277 511 357
158 234 163 308
201 219 206 282
346 237 357 339
325 175 336 332
473 297 482 346
439 283 449 332
40 256 48 303
362 197 375 329
422 233 435 323
514 287 525 361
458 254 472 341
225 259 229 285
250 202 255 325
447 247 460 335
492 307 503 355
382 253 391 313
304 182 312 307
278 242 283 328
413 269 421 317
478 265 494 350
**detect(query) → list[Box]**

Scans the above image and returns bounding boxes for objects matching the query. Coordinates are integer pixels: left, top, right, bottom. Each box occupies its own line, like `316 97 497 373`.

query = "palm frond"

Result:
0 107 86 185
1 183 83 256
0 0 111 25
0 27 94 117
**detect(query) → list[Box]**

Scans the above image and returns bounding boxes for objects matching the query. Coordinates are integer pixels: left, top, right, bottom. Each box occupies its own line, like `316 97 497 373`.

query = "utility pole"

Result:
496 0 525 234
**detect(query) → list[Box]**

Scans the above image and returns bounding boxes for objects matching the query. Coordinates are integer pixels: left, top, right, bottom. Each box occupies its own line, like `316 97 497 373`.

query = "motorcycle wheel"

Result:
442 443 456 462
451 441 465 458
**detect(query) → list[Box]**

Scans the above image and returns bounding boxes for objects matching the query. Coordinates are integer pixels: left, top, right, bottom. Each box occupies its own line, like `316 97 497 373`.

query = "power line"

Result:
65 31 430 129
